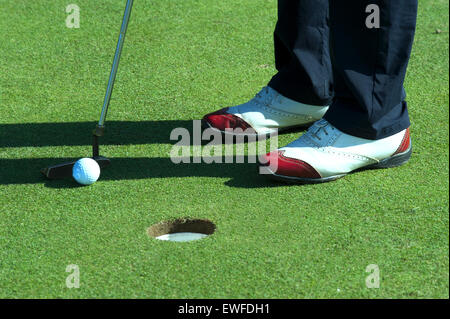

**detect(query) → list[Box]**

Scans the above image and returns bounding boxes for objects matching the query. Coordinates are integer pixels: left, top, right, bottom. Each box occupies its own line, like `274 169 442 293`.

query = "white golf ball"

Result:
72 158 100 185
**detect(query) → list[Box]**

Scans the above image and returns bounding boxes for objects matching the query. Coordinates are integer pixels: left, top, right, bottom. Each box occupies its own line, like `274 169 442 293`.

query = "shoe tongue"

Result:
315 119 328 126
307 119 325 133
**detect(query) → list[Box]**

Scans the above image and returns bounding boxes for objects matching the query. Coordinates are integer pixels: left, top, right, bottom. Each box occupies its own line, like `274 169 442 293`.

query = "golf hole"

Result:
148 218 216 242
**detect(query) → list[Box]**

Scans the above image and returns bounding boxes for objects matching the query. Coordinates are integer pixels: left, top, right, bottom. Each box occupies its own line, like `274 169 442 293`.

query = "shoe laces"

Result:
254 86 279 106
308 119 334 141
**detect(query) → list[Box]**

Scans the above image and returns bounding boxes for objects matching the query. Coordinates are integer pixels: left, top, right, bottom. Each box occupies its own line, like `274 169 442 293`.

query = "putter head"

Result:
41 156 111 179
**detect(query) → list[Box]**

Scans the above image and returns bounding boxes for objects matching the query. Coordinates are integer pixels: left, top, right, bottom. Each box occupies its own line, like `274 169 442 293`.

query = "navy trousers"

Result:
268 0 418 140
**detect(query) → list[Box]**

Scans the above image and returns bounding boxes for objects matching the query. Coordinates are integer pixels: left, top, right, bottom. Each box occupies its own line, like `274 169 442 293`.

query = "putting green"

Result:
0 0 448 298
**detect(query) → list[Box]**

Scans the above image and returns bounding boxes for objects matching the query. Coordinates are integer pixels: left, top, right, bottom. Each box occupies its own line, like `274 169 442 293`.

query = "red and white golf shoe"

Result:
260 119 412 183
202 86 329 137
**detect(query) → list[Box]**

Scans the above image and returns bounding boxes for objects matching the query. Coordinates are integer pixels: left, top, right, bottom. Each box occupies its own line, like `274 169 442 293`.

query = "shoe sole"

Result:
263 146 413 184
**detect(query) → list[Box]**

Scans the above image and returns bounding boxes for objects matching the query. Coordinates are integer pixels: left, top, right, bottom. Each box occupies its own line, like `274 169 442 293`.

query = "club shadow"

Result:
0 157 291 189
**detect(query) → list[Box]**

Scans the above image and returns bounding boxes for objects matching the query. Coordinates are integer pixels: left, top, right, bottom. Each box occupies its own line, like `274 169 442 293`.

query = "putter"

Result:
42 0 134 179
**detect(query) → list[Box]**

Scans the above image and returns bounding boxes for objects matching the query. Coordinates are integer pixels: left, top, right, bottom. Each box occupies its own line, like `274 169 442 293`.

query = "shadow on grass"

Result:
0 157 291 189
0 120 307 148
0 120 195 147
1 120 307 188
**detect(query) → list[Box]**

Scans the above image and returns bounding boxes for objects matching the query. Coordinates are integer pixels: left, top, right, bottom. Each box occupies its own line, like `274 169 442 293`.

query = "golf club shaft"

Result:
98 0 134 128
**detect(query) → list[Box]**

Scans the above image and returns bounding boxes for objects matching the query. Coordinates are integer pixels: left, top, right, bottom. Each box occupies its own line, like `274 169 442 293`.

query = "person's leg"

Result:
260 1 418 183
324 0 418 140
268 0 333 107
202 0 332 137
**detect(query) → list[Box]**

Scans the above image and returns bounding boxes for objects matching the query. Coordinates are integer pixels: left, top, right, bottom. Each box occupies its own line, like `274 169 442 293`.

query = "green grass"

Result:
0 0 448 298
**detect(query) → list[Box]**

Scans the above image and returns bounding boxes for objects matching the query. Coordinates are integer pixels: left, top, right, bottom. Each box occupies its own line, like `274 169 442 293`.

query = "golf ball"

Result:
72 158 100 185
